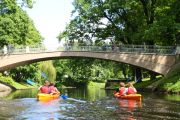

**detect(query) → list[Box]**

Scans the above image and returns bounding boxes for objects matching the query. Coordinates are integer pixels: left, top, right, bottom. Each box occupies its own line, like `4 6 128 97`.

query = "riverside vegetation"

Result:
0 0 179 94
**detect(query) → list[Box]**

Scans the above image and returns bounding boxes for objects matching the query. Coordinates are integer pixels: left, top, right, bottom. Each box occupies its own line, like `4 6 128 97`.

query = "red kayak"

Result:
114 92 142 101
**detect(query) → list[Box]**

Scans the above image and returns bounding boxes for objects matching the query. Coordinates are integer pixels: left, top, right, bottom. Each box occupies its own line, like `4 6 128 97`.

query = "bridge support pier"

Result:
135 67 142 83
150 71 157 80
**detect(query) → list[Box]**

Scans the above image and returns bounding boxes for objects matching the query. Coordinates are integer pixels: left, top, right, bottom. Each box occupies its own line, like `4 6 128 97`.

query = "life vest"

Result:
40 86 49 94
119 87 126 95
127 87 137 94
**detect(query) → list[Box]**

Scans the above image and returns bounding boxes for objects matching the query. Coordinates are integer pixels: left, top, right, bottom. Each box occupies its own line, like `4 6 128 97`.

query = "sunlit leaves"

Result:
0 0 42 47
59 0 179 45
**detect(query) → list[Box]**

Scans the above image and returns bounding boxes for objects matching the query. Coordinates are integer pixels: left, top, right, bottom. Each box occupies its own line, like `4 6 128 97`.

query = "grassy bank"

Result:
0 74 38 90
134 66 180 94
88 81 105 88
105 66 180 94
152 64 180 93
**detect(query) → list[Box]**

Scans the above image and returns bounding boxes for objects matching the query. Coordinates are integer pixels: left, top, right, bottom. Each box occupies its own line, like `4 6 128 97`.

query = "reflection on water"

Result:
5 89 38 99
0 87 180 120
117 100 142 120
62 86 109 101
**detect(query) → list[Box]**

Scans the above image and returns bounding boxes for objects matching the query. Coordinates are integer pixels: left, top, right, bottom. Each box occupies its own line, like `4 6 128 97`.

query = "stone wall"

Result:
0 83 12 97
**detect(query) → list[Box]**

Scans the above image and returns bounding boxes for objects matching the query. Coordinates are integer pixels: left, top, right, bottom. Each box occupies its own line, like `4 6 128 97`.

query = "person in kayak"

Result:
39 80 50 94
127 82 137 95
114 82 127 97
49 82 60 95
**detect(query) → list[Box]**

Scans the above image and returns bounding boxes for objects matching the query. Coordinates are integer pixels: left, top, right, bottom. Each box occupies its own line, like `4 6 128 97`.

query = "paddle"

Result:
60 94 68 100
60 94 86 103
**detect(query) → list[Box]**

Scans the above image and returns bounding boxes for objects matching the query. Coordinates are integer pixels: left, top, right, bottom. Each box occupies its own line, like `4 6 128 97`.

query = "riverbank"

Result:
0 74 37 91
105 65 180 94
0 83 12 97
136 63 180 94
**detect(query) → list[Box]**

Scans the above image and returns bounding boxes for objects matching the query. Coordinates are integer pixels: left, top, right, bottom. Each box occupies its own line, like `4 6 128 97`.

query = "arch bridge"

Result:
0 45 179 76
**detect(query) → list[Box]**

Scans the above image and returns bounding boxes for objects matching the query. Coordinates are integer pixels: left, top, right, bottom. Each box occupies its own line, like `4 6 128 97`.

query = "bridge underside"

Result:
0 51 176 75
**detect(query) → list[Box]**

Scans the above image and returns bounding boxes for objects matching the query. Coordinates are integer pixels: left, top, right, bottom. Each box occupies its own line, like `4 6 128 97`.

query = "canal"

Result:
0 86 180 120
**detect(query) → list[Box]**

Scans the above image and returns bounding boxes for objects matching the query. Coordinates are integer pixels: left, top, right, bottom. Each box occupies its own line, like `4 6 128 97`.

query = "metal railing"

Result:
59 45 177 55
0 45 178 55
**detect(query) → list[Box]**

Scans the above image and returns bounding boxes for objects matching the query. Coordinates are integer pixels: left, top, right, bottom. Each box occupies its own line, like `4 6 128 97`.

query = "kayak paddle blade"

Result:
61 95 68 100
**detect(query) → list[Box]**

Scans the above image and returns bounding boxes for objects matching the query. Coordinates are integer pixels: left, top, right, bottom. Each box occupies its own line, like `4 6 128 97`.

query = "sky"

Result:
26 0 74 50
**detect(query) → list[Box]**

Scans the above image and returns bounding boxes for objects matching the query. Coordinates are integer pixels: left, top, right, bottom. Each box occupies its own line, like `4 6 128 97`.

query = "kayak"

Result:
118 94 142 101
37 93 60 101
26 79 36 86
115 93 142 101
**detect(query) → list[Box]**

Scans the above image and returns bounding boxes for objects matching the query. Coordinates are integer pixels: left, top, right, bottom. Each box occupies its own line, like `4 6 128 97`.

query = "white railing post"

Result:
26 46 30 53
3 45 7 54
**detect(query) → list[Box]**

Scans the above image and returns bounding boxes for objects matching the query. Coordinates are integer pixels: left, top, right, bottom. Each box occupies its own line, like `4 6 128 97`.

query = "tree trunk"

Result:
150 71 156 80
122 64 127 79
135 67 142 83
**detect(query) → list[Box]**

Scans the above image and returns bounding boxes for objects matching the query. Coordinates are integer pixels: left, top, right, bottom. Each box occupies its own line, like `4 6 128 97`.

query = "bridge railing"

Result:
60 45 176 55
0 44 178 55
0 45 47 55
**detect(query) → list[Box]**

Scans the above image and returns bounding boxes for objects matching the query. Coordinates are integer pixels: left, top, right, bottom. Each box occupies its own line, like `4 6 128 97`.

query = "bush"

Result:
0 74 15 86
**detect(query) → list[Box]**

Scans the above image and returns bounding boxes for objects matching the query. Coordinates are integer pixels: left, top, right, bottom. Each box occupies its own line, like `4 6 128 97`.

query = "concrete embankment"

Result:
0 83 12 97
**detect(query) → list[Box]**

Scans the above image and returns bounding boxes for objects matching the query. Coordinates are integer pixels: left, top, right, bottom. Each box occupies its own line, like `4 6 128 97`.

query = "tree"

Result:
58 0 179 45
0 0 43 84
57 0 180 83
10 63 41 83
40 61 56 84
53 58 132 87
0 0 42 47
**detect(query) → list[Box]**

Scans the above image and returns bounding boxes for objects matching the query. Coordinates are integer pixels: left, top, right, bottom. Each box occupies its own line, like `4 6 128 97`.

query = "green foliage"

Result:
0 73 14 85
0 0 42 47
54 58 94 86
0 73 35 89
9 63 41 83
88 81 105 88
157 65 180 93
134 79 157 89
53 58 131 87
56 0 180 88
0 0 43 87
40 61 57 83
133 66 180 93
58 0 179 45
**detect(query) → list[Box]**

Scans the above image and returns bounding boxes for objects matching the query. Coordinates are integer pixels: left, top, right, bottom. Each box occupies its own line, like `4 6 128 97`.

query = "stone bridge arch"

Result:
0 51 176 75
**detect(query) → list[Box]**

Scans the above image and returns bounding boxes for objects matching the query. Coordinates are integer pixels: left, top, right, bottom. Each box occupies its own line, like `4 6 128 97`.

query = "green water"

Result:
0 86 180 120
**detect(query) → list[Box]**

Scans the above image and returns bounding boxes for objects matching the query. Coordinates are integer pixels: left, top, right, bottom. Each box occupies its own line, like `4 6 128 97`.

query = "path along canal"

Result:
0 86 180 120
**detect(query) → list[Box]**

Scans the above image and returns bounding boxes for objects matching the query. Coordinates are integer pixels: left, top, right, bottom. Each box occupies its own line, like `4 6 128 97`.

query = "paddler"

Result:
49 82 60 95
39 80 50 94
114 82 127 97
127 82 137 95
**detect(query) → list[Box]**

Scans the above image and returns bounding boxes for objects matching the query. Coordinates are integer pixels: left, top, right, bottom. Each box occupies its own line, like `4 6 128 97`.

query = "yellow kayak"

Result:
115 93 142 101
37 93 60 101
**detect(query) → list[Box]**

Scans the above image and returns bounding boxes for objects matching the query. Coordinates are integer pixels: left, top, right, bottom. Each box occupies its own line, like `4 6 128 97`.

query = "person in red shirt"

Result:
49 82 60 95
127 82 137 95
39 80 50 94
114 82 127 97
